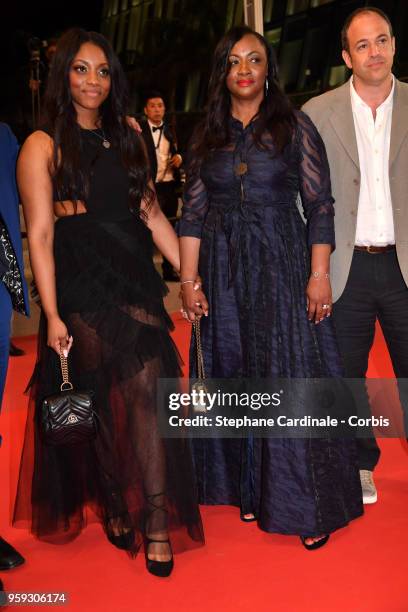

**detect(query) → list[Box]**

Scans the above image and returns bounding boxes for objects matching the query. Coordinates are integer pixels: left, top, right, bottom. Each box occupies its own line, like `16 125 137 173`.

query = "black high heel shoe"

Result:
0 578 6 607
106 514 135 551
300 534 330 550
144 492 174 578
144 536 174 578
107 528 135 550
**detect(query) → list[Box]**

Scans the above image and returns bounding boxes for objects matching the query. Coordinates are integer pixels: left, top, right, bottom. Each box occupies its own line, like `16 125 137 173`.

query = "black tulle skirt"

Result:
13 213 204 555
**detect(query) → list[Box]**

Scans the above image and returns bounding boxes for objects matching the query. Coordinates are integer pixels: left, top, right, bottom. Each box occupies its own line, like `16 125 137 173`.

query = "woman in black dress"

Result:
14 29 203 577
179 27 363 548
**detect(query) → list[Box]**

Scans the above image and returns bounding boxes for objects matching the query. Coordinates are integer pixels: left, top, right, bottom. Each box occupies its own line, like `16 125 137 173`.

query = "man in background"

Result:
28 37 57 96
141 92 183 281
303 7 408 504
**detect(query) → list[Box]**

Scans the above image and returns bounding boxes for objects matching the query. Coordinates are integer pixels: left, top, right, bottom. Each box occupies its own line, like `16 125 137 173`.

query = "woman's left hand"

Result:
306 275 332 324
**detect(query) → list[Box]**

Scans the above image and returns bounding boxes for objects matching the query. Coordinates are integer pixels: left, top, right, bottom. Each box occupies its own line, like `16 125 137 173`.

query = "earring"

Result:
265 79 269 94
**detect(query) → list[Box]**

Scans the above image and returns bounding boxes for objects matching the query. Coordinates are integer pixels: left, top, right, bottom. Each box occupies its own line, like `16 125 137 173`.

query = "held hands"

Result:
180 280 209 322
306 272 332 324
47 315 73 357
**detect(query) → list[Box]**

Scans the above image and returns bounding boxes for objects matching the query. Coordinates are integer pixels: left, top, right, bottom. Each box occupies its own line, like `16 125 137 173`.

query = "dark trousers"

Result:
0 282 12 448
0 282 12 408
333 249 408 470
155 181 179 276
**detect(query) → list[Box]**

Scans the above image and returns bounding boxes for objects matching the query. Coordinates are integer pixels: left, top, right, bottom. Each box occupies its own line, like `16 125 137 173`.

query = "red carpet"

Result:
1 317 407 611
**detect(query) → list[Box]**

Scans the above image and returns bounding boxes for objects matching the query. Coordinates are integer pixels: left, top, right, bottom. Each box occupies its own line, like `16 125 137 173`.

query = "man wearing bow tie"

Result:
141 92 183 281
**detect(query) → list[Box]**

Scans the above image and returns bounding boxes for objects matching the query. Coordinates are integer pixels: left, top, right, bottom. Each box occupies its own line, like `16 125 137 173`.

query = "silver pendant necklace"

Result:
89 128 111 149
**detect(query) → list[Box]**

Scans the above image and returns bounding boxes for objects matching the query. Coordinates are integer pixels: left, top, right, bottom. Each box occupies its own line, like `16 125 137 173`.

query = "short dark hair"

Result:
341 7 393 53
144 91 165 107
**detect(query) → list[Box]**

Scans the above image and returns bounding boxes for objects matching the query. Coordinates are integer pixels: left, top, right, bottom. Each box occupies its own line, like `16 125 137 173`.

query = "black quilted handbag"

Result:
41 350 97 445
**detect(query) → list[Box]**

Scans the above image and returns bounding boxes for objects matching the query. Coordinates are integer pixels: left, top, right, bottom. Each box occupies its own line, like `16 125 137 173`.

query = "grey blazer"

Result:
302 78 408 302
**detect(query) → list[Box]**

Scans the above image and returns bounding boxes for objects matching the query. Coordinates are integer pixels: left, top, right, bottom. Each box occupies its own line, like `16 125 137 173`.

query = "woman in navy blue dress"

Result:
179 27 363 548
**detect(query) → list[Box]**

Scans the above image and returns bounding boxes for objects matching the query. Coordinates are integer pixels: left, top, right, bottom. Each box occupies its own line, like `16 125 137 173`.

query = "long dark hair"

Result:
193 26 295 159
43 28 153 216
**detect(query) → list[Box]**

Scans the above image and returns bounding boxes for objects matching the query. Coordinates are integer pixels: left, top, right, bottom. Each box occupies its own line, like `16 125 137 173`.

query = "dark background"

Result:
2 0 408 148
0 1 103 136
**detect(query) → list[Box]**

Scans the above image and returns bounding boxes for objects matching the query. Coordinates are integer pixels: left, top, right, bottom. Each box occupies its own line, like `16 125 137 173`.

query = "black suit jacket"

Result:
140 119 181 184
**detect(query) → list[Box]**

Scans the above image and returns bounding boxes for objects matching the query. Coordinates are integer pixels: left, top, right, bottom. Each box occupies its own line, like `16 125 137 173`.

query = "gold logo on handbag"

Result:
191 319 209 413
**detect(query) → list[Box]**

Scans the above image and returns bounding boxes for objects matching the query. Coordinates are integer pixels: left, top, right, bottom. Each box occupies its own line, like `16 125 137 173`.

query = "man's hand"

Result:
169 154 182 168
126 116 142 133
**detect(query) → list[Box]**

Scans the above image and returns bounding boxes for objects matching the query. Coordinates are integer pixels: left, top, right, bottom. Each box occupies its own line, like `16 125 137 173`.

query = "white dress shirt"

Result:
148 120 174 183
350 76 395 246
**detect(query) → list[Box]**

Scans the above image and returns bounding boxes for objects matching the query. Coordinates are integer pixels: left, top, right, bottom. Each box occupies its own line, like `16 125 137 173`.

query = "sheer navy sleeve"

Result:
178 149 209 239
296 111 335 249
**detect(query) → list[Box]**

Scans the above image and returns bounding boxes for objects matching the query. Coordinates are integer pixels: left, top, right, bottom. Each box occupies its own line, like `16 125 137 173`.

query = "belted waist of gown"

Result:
210 198 297 210
208 198 298 285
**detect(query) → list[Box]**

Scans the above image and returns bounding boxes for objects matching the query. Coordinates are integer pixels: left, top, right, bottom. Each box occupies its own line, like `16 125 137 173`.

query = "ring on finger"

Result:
322 304 331 310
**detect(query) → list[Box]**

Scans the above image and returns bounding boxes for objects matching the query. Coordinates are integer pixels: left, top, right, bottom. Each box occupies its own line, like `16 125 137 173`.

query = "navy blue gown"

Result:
179 112 363 536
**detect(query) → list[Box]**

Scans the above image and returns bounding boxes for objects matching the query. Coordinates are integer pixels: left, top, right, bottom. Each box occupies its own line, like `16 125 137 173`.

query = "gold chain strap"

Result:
193 319 205 380
59 350 74 392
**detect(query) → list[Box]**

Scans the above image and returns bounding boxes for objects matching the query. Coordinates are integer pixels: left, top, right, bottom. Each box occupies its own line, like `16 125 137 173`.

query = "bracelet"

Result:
180 280 195 285
311 271 330 279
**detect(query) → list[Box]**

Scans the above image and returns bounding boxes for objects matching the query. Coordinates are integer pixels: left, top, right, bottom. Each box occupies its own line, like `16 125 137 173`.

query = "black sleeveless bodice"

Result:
43 125 133 219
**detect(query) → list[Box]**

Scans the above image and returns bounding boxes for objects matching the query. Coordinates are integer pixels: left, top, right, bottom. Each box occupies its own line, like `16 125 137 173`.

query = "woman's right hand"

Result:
181 283 209 322
47 315 73 357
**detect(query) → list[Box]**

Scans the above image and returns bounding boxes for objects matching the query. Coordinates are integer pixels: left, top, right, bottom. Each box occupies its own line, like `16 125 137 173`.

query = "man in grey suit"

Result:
303 6 408 504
